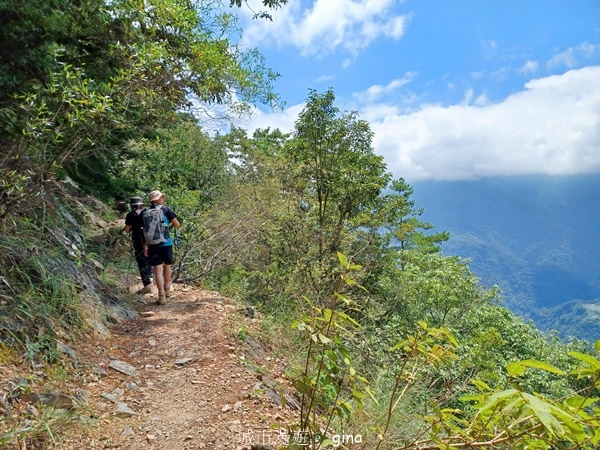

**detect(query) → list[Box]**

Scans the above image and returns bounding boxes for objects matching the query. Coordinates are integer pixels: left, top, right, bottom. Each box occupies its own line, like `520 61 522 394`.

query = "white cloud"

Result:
244 66 600 182
353 72 417 102
480 39 498 58
371 66 600 181
547 48 578 69
519 60 538 74
580 42 598 57
241 0 409 58
359 103 400 122
241 103 304 134
546 43 599 69
315 74 335 83
461 89 474 105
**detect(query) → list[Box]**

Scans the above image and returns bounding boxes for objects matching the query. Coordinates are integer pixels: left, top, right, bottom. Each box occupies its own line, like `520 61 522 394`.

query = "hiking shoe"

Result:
165 284 172 297
138 285 152 295
157 293 167 305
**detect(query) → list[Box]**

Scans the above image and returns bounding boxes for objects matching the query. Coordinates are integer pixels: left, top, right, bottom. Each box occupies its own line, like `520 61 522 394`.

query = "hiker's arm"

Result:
140 233 148 256
171 218 180 229
123 224 132 234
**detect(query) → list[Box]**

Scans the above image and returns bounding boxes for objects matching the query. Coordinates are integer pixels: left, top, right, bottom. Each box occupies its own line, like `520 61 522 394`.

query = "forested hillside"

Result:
1 1 600 448
412 175 600 341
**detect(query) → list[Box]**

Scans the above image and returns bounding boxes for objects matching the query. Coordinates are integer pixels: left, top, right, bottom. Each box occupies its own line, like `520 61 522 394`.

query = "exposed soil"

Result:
52 283 300 449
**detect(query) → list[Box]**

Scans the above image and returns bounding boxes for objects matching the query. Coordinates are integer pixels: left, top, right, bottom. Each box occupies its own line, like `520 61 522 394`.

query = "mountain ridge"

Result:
412 173 600 342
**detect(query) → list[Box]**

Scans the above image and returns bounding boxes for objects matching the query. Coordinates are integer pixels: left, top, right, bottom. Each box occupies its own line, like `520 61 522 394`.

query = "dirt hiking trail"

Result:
65 283 300 450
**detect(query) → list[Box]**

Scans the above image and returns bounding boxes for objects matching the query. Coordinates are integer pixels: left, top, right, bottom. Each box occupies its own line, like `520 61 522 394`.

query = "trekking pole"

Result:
125 247 145 285
173 228 184 284
118 229 134 285
174 228 180 250
125 251 134 285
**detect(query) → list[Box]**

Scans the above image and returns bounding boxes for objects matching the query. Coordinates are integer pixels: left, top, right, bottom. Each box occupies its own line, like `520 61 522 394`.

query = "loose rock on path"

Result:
64 284 299 450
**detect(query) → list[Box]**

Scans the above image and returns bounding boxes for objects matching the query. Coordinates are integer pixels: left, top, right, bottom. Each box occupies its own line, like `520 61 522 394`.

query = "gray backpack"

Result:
142 205 169 245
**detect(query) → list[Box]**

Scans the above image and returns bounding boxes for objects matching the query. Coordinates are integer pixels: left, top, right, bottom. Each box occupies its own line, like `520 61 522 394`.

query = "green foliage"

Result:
0 0 283 207
291 89 389 266
0 402 81 449
421 347 600 449
0 234 84 358
449 304 588 398
0 187 114 366
204 91 419 312
290 253 374 448
0 0 282 112
378 178 450 254
374 322 458 449
378 251 492 328
122 120 231 201
229 0 288 20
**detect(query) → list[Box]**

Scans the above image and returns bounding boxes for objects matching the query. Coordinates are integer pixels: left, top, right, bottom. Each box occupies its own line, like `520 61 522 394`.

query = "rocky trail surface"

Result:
60 283 300 450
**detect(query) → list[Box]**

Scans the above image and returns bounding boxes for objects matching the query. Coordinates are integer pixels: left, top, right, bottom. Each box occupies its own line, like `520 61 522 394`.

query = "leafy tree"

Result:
348 177 450 309
229 0 289 20
449 304 588 394
123 119 230 200
421 348 600 449
199 91 394 308
379 178 449 254
396 251 491 328
0 0 282 112
0 0 283 213
290 89 389 278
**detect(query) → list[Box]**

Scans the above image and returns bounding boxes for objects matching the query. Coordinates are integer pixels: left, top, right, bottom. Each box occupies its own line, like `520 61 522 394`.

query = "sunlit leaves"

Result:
0 0 282 209
228 0 288 20
292 255 372 446
507 359 566 378
291 88 389 260
436 351 600 449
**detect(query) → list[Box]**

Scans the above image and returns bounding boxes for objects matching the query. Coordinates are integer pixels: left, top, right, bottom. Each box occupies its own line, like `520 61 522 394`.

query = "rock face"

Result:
50 190 139 336
0 188 137 343
48 249 138 338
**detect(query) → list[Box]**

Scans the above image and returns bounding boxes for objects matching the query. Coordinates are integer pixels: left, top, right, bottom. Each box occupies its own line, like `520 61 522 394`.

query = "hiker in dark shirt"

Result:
124 197 152 294
143 190 180 305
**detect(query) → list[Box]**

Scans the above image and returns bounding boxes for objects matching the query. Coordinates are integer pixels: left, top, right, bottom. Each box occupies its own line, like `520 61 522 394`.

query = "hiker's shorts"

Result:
147 245 174 266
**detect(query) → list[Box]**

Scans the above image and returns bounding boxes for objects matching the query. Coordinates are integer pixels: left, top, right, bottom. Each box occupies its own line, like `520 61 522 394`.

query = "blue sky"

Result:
233 0 600 182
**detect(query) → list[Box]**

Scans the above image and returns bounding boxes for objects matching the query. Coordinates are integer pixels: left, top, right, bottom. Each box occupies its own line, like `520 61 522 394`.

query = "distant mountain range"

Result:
412 174 600 343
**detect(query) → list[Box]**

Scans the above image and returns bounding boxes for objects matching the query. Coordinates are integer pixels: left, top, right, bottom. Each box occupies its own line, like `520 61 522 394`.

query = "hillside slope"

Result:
412 174 600 341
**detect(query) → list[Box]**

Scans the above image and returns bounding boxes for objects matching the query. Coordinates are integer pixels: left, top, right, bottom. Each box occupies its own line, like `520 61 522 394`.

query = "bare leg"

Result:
153 265 165 294
164 265 173 296
164 264 172 287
